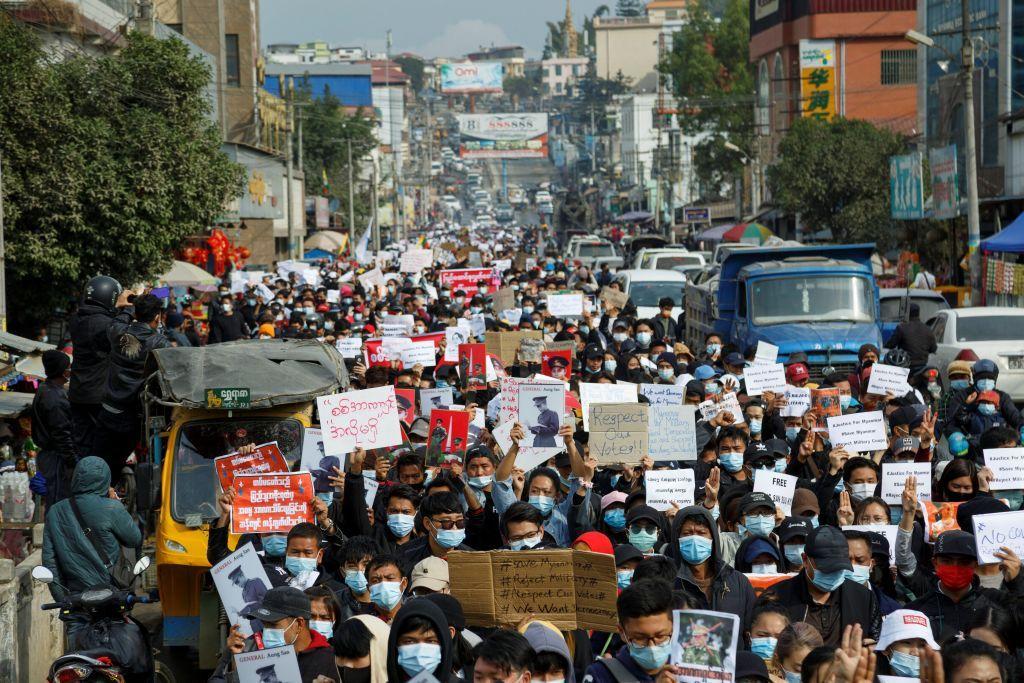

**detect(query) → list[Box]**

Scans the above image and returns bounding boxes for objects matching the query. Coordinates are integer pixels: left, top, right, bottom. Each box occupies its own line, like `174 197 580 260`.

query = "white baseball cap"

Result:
874 610 940 652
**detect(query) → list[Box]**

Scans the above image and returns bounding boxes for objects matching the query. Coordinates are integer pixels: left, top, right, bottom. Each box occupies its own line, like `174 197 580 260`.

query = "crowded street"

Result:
2 1 1024 683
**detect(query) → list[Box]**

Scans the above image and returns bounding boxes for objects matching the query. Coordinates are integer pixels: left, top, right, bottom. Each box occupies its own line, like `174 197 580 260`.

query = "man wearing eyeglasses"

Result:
399 491 476 566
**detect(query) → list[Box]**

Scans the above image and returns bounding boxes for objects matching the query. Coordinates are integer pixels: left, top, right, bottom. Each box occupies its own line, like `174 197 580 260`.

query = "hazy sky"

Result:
260 0 612 59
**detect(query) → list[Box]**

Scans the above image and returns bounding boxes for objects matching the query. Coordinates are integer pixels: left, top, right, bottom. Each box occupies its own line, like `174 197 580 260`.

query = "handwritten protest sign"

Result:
336 337 362 358
357 267 385 290
640 383 684 405
867 363 911 396
843 525 898 565
973 510 1024 564
780 387 811 417
744 363 787 396
589 403 648 464
754 470 798 515
231 472 313 535
881 462 931 505
214 442 288 491
599 287 628 311
983 448 1024 490
399 248 433 273
547 293 584 317
826 411 888 453
401 341 437 368
234 646 302 683
649 405 697 461
448 550 618 631
671 609 739 683
753 341 779 365
211 542 272 636
492 287 516 313
698 392 744 424
518 337 544 364
580 382 637 431
646 470 695 511
317 386 404 456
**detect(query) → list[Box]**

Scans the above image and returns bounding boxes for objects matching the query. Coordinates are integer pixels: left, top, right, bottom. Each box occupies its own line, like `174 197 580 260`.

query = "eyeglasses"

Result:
507 531 542 543
430 518 466 530
627 634 672 648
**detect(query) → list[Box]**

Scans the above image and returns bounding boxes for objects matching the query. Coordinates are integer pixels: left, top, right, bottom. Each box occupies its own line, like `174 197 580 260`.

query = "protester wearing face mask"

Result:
758 525 881 646
934 457 986 503
332 615 390 683
766 622 823 683
608 319 636 356
947 360 1023 438
364 555 407 623
623 505 666 556
938 359 973 425
386 598 460 682
305 585 341 641
870 608 941 678
746 604 790 663
334 537 378 621
499 501 556 550
399 492 474 566
654 352 677 384
581 344 604 375
776 517 812 572
209 482 293 586
712 425 750 486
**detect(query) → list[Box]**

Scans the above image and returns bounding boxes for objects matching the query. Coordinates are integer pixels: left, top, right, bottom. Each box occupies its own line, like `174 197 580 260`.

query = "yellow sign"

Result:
800 65 836 121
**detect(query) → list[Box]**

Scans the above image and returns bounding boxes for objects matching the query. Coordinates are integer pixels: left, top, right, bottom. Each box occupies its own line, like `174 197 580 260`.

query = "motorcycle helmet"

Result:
84 276 123 311
883 348 911 369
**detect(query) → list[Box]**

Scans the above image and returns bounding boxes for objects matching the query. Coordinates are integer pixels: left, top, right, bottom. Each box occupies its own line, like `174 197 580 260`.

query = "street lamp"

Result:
723 141 761 220
905 13 981 302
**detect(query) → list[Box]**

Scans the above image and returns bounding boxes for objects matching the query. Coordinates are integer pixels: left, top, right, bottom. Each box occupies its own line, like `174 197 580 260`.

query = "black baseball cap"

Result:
723 352 746 367
626 504 663 527
740 491 775 515
765 438 790 458
252 586 311 622
777 516 814 543
584 344 604 360
744 441 772 464
614 544 644 567
805 526 853 573
865 531 890 560
933 530 977 559
892 436 920 455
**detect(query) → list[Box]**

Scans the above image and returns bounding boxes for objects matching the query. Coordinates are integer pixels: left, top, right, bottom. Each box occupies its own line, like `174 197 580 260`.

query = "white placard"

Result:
881 462 932 505
255 283 275 302
401 341 437 367
492 419 516 456
743 363 787 397
325 289 340 303
444 327 469 362
973 510 1024 565
383 314 416 334
234 646 302 683
640 383 684 406
753 341 779 365
381 337 413 360
983 448 1024 490
697 392 745 424
645 470 695 511
780 386 811 417
358 267 385 289
210 542 272 637
400 248 433 273
469 313 486 339
580 382 638 431
649 405 698 461
420 387 454 413
336 337 363 359
517 383 564 453
493 258 512 272
866 363 911 396
317 386 404 456
381 323 408 338
363 476 380 508
842 524 898 565
547 293 584 317
753 469 798 515
299 427 338 493
826 411 888 453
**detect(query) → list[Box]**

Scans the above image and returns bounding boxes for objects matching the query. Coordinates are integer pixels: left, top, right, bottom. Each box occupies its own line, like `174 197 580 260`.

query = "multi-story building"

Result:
593 15 662 92
3 0 131 56
467 45 526 78
542 56 590 97
263 62 374 110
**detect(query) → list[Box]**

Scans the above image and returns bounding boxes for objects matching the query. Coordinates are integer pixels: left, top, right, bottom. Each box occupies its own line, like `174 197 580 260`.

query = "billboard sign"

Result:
799 40 836 121
457 113 549 159
930 144 960 219
683 207 711 223
440 62 504 94
890 152 924 220
754 0 779 20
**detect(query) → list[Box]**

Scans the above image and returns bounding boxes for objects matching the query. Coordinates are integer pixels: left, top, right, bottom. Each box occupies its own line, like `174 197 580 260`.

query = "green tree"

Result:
616 0 645 16
0 17 243 332
571 66 631 133
393 55 425 94
583 4 610 51
768 117 907 246
659 0 754 197
543 20 565 59
504 72 541 109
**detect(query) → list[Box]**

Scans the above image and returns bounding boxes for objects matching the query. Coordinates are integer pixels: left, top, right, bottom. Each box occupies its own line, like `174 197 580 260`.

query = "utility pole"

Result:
297 110 304 174
347 139 356 235
0 151 7 331
961 0 981 301
371 162 381 252
285 77 296 259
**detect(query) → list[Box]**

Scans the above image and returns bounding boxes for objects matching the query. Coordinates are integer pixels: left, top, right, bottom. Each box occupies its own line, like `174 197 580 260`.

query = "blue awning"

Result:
981 212 1024 254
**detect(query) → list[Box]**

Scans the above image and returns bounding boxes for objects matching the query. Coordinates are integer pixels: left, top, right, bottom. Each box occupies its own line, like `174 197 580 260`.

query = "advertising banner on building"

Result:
754 0 779 20
799 40 836 122
441 62 504 94
930 144 960 219
890 152 925 220
457 113 549 159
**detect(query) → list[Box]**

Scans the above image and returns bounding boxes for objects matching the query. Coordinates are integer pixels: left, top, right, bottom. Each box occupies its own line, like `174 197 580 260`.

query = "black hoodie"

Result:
386 599 460 683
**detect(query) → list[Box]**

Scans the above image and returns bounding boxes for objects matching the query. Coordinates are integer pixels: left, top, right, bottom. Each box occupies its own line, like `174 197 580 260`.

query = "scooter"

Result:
32 556 157 683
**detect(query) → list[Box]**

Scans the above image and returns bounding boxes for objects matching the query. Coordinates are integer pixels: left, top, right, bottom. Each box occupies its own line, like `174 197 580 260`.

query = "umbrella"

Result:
158 260 219 289
722 222 774 245
615 210 653 223
696 224 732 242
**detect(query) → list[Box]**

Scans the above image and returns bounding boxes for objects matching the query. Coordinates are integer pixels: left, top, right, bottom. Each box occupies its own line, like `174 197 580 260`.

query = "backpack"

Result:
68 495 136 589
597 656 644 682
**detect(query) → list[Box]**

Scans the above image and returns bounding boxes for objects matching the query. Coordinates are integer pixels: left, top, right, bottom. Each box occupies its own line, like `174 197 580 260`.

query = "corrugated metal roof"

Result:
0 391 34 418
0 332 55 354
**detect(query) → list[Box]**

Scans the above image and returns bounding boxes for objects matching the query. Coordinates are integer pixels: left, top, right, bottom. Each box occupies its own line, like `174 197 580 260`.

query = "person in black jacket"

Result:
758 525 881 646
209 294 249 343
889 303 937 372
651 297 682 343
32 350 78 506
386 598 461 682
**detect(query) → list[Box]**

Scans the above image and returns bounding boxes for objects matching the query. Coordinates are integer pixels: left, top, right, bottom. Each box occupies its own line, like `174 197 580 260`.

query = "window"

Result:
572 65 579 76
881 49 916 86
166 23 182 34
225 34 240 86
556 82 563 94
555 65 563 76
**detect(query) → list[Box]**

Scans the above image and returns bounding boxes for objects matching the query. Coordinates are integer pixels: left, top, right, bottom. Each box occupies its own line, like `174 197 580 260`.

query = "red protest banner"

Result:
214 442 289 491
458 343 487 391
439 268 500 299
231 472 314 535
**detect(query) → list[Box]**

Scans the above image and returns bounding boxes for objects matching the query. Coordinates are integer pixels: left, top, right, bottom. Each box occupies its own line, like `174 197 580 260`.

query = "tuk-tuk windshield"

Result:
171 417 303 523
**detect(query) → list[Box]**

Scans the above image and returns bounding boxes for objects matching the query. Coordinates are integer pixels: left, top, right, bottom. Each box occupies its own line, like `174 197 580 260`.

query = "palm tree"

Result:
584 4 610 52
545 20 565 59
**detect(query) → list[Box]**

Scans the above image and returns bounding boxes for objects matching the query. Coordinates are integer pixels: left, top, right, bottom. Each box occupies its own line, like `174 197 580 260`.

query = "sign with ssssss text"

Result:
457 113 549 159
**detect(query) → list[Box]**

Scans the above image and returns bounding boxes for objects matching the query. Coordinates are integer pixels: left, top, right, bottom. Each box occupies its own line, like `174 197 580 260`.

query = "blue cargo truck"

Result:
684 244 882 381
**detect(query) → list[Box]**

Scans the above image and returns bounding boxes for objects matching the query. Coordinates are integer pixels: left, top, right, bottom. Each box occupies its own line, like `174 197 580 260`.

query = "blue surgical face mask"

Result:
604 508 627 530
616 568 634 589
285 555 318 576
368 580 403 611
636 332 652 346
705 382 721 396
612 332 627 343
785 427 800 442
774 458 787 473
261 620 295 649
510 533 543 551
522 306 534 315
750 636 778 660
387 513 415 538
397 642 442 676
468 475 493 488
435 380 449 389
604 360 617 372
784 544 805 566
978 403 997 416
433 526 466 549
628 640 672 671
530 495 556 516
677 534 713 565
844 564 871 586
745 515 775 537
950 378 970 391
977 378 996 392
889 650 920 677
839 394 853 410
610 474 622 488
718 451 743 473
784 670 802 683
658 369 674 381
310 619 333 639
262 534 287 557
749 418 762 435
706 343 721 356
809 515 820 528
317 492 334 506
628 528 659 552
344 569 368 594
810 565 847 592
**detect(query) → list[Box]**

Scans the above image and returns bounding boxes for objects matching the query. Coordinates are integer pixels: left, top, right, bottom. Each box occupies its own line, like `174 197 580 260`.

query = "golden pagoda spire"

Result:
564 0 578 57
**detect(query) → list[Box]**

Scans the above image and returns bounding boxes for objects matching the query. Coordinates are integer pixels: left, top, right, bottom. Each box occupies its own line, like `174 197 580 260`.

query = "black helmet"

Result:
883 348 911 369
84 275 123 311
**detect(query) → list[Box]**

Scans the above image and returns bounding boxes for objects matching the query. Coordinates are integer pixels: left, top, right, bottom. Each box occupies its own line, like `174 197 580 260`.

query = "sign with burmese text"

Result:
213 442 288 491
316 386 404 456
230 472 313 535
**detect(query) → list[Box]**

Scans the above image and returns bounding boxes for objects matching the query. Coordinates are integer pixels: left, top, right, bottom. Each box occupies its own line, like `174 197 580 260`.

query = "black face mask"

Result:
944 490 975 503
339 666 371 683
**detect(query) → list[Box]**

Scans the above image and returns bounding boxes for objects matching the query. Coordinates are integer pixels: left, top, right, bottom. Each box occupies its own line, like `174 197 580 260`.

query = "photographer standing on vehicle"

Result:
41 456 142 646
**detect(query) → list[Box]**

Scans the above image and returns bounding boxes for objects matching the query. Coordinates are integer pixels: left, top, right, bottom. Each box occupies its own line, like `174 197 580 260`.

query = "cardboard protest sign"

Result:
826 411 888 453
983 448 1024 490
394 388 417 427
866 363 911 396
670 609 739 683
753 341 778 365
298 428 339 493
640 383 684 406
580 382 637 431
811 388 842 430
518 337 544 364
645 469 695 511
211 542 272 636
492 287 516 313
843 525 898 565
234 646 302 683
458 343 488 391
881 462 931 505
425 409 470 467
744 363 786 396
547 293 584 317
697 392 744 424
780 387 811 417
439 267 499 298
483 330 543 366
649 405 698 461
317 386 405 456
447 550 618 632
518 383 564 451
599 287 628 311
923 501 963 541
336 337 363 359
419 387 454 414
589 403 649 465
753 470 798 515
231 472 313 535
972 510 1024 564
541 349 572 382
214 442 288 491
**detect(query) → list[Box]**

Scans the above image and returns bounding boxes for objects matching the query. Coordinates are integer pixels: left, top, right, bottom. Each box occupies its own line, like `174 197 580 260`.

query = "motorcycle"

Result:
32 556 157 683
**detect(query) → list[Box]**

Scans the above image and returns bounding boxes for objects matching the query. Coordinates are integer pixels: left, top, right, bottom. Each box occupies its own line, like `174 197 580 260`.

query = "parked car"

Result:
928 307 1024 401
495 203 515 223
567 239 623 270
878 288 950 345
614 269 688 320
637 248 707 272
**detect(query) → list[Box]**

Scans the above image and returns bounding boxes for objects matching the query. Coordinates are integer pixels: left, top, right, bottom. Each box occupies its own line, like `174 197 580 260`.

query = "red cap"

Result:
978 390 1000 404
316 304 329 313
362 323 376 334
786 363 810 382
955 348 980 362
340 284 354 296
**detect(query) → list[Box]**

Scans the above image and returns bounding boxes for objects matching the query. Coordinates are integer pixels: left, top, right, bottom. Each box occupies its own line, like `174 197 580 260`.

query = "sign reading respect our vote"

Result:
589 403 648 465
